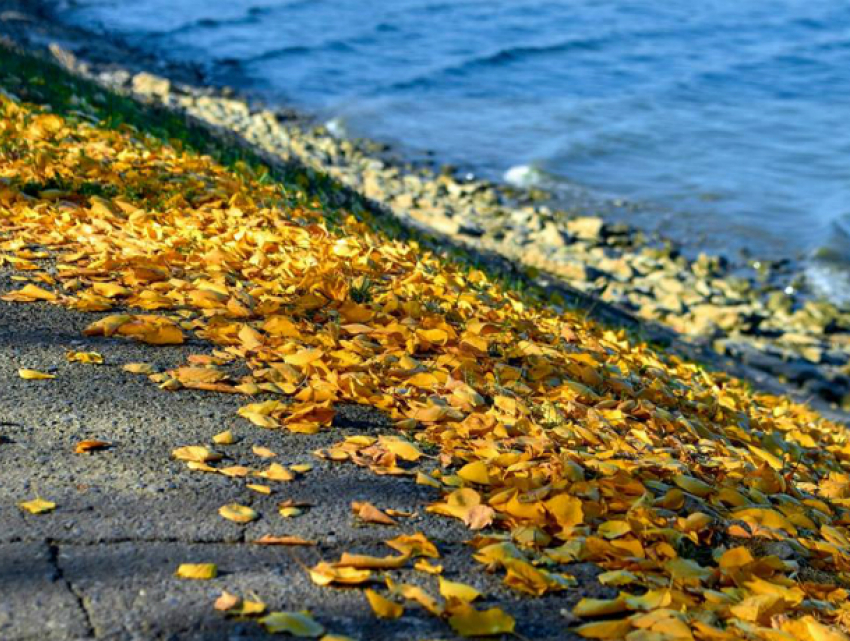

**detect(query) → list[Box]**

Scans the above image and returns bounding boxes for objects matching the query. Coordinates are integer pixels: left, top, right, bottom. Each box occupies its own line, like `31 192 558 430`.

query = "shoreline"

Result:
3 1 850 417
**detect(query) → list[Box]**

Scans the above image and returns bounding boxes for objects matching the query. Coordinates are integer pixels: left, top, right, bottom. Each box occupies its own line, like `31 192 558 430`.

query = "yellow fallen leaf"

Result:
18 369 55 380
457 460 491 485
19 498 56 514
598 520 631 539
573 597 628 618
335 553 410 569
175 563 217 580
415 559 444 574
364 589 404 619
66 351 103 364
252 445 277 458
280 506 303 518
2 284 58 302
448 605 515 637
214 591 240 611
212 430 235 445
290 463 313 474
386 532 440 558
439 577 482 602
255 463 294 482
309 562 371 586
247 484 272 495
259 612 325 637
239 600 267 616
352 501 396 525
253 534 316 546
172 445 222 463
379 436 423 462
673 474 714 497
123 362 154 374
74 439 111 454
219 503 259 523
574 619 633 639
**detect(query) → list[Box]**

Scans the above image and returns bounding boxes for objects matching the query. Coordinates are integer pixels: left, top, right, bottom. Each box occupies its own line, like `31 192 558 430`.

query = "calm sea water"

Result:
51 0 850 300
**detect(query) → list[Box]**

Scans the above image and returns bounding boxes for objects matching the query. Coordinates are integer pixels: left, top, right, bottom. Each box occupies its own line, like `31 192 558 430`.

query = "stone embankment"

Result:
2 0 848 410
125 70 850 409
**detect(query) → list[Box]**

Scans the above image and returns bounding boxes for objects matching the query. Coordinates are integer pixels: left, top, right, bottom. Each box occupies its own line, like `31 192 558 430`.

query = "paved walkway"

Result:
0 266 600 640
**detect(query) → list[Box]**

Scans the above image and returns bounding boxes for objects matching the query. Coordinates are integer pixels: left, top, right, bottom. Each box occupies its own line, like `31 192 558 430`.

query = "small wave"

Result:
383 35 610 92
325 117 348 138
805 261 850 306
504 164 554 188
157 7 273 38
242 39 355 65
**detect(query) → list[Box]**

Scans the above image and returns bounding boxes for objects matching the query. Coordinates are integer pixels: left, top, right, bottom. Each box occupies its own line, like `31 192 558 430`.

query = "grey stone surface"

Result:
0 270 588 639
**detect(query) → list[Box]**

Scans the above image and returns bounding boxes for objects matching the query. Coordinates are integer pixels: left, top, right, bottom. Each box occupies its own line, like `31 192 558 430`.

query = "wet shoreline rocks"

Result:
3 2 850 412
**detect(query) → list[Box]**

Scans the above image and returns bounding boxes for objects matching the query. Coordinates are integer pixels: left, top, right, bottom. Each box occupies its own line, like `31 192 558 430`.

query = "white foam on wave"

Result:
325 117 347 138
504 164 546 187
804 260 850 306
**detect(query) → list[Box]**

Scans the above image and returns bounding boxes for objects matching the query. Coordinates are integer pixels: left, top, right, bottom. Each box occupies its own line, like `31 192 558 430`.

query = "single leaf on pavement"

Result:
175 563 217 580
19 498 56 514
212 430 236 445
308 562 371 587
448 605 515 637
66 351 103 364
18 369 55 380
172 445 222 463
364 589 403 620
352 501 396 525
259 612 324 637
219 503 259 523
75 439 111 454
253 534 316 546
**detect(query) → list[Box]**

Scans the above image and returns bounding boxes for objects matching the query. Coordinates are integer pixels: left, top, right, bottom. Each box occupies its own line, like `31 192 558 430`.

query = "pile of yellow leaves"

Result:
4 97 850 640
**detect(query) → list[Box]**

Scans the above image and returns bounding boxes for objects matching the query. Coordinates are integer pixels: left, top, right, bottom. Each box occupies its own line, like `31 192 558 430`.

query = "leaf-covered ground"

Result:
2 70 850 641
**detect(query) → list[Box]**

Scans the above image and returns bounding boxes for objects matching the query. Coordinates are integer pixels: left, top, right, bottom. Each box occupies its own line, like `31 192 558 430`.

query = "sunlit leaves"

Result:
66 351 103 364
219 504 259 523
175 563 217 580
18 497 56 514
447 605 515 637
18 368 55 380
259 612 324 637
5 95 850 640
74 439 111 454
308 562 371 587
364 589 403 619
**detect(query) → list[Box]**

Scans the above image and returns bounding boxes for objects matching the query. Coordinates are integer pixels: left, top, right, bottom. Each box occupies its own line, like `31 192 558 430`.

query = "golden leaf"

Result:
66 351 103 364
212 430 235 445
18 369 55 380
252 445 277 458
385 532 440 558
308 562 371 587
364 589 403 619
19 498 56 514
214 591 240 611
439 577 482 603
175 563 217 580
255 463 294 482
335 553 409 569
253 534 316 546
353 501 396 525
172 445 222 463
259 612 325 637
218 503 259 523
74 439 111 454
447 605 515 637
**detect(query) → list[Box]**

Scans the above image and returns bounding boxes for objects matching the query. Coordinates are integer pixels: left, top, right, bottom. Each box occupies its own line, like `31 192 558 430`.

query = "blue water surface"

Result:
52 0 850 296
